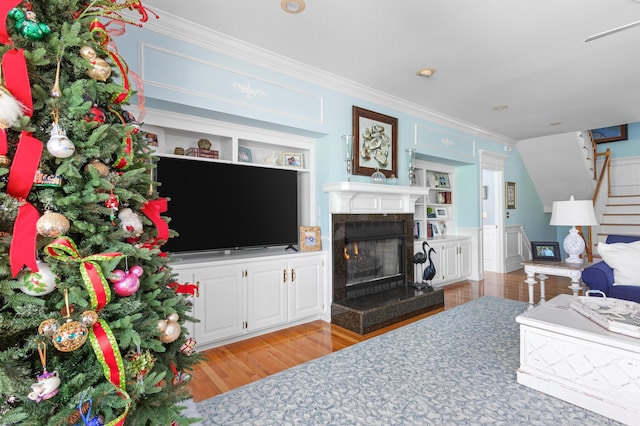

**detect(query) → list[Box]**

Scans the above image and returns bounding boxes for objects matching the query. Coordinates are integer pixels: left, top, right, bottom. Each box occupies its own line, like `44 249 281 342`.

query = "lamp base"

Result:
563 227 585 263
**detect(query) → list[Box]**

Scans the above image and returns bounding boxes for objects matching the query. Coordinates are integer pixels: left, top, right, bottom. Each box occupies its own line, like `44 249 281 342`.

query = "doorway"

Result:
480 151 507 273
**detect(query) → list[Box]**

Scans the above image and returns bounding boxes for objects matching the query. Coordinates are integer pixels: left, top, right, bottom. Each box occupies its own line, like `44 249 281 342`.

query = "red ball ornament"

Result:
85 105 106 123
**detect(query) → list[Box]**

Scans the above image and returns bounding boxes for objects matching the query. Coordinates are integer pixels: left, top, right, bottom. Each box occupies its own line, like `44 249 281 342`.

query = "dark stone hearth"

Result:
332 286 444 334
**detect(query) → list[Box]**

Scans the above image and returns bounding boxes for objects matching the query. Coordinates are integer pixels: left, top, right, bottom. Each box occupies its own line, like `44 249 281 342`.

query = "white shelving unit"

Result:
412 160 455 241
412 160 471 287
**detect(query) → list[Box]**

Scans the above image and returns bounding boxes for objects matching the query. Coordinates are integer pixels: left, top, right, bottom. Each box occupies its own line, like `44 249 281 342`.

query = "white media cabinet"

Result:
172 249 326 351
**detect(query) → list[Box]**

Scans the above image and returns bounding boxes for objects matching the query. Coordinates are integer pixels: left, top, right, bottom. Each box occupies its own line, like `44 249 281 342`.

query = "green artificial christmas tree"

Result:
0 1 201 424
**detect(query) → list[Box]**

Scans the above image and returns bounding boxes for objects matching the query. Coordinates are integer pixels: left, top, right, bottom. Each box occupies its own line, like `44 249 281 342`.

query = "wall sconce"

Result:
549 195 598 263
406 148 416 185
342 135 354 181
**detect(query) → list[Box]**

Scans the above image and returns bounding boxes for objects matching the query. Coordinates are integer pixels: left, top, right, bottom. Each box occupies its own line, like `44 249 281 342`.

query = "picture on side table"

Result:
531 241 561 261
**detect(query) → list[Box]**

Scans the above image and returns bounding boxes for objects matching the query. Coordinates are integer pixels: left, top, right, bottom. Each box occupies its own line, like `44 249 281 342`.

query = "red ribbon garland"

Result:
141 198 169 242
89 19 131 104
3 49 41 277
44 237 123 311
167 281 199 297
89 320 130 426
0 0 21 45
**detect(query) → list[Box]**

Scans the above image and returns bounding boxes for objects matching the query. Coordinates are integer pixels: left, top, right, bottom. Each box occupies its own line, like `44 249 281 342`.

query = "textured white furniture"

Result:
516 294 640 425
521 260 592 309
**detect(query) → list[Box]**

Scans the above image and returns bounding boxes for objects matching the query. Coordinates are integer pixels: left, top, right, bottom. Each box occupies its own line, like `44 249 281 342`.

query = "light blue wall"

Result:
115 25 616 246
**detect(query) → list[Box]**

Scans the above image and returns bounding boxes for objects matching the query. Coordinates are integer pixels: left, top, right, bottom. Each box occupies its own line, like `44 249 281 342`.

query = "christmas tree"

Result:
0 1 201 424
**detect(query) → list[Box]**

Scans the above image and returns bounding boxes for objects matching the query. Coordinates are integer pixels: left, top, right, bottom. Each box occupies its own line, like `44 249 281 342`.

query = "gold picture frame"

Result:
352 106 398 178
299 226 321 251
283 152 304 168
506 181 516 209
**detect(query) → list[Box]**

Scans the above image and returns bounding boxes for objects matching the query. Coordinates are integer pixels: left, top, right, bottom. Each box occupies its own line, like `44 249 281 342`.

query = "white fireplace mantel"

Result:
323 182 429 214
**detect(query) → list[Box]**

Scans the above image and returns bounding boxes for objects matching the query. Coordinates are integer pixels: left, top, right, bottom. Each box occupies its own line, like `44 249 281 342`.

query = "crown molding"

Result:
135 10 515 146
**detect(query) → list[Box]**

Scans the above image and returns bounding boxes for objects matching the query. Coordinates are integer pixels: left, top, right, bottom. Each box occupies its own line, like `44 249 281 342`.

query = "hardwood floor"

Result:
186 269 573 402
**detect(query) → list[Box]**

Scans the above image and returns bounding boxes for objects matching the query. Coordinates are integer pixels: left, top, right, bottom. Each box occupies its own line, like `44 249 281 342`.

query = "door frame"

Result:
479 150 507 273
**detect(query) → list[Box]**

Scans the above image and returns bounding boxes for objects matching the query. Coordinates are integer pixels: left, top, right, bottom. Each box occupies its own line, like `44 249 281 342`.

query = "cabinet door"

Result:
458 239 472 278
441 242 460 282
289 255 324 321
191 264 245 344
246 260 288 331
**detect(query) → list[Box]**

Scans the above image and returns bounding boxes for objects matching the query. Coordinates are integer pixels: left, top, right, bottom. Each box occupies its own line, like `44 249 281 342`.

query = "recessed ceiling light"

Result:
416 68 436 77
281 0 306 13
493 105 508 111
549 122 563 126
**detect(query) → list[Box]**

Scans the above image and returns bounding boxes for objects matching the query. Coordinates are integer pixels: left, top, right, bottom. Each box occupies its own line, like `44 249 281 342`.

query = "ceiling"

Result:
145 0 640 142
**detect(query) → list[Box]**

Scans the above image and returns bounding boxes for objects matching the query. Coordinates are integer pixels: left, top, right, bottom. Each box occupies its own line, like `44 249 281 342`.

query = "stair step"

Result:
601 214 640 224
608 195 640 204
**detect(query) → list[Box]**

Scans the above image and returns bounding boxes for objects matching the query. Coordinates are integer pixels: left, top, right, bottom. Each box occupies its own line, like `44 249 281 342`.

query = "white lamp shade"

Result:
549 196 598 226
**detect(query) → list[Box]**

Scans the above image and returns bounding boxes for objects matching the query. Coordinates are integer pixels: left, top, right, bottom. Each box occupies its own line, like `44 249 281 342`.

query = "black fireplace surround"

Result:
331 213 444 334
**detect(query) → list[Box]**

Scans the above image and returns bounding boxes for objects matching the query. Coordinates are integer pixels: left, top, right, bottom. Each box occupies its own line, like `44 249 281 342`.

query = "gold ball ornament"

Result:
52 319 89 352
84 159 110 177
36 211 70 237
79 46 112 81
157 313 181 344
38 318 59 337
80 310 98 327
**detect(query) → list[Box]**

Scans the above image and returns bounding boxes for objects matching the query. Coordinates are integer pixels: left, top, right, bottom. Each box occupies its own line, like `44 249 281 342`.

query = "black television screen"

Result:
155 156 299 253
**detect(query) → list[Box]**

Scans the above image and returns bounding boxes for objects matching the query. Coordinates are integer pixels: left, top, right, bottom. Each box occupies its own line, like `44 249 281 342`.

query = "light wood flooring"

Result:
187 269 573 402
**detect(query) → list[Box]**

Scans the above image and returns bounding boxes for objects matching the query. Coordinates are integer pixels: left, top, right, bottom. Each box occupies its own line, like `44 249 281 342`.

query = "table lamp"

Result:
549 195 598 263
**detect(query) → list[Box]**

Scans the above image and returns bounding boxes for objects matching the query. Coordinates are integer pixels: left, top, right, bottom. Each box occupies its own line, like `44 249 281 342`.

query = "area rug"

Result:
193 296 623 425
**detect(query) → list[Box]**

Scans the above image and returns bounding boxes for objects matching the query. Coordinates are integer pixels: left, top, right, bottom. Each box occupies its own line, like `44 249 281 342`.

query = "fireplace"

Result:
332 214 413 301
324 182 445 334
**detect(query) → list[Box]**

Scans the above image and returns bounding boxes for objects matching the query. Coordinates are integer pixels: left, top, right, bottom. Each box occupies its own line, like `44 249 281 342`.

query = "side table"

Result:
521 260 592 310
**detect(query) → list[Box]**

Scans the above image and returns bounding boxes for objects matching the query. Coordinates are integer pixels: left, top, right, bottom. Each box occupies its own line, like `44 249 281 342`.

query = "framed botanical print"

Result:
352 106 398 178
506 181 516 209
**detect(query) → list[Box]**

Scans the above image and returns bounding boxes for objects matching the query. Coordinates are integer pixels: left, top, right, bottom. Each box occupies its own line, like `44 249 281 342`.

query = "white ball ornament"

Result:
157 313 181 344
19 260 59 296
47 123 75 158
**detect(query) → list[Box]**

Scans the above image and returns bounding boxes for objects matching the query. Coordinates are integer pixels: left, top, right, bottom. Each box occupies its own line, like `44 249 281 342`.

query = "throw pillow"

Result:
597 240 640 286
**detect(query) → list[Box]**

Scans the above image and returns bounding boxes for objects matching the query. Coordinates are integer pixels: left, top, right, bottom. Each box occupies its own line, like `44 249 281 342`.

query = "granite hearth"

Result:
332 286 444 334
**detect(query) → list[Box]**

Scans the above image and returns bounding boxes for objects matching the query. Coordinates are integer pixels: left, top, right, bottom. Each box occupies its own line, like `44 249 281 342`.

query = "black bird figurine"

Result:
422 247 437 287
413 241 428 265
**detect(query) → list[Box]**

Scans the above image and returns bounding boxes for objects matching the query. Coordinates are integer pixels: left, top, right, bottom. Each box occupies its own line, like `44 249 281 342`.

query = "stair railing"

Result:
584 148 611 261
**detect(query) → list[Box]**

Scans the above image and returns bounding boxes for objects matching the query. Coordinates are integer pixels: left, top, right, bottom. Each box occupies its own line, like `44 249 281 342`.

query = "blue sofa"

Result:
581 234 640 303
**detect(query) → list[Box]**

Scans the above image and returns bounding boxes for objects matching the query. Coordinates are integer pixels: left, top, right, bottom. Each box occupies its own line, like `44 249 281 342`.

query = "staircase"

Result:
593 194 640 257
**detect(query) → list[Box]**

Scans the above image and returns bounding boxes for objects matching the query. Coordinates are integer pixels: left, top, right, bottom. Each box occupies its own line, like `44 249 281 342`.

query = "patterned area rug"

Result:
193 296 623 425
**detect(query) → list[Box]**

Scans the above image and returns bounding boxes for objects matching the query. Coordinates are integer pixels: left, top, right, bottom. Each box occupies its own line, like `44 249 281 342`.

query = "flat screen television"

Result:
155 156 299 253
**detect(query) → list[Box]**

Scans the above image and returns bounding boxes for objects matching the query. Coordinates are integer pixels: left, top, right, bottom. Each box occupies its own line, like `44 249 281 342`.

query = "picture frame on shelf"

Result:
432 222 441 237
299 226 321 251
531 241 561 261
238 147 252 163
590 124 628 144
435 207 448 218
352 106 398 179
506 181 516 209
434 172 450 189
283 152 304 168
141 125 164 150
